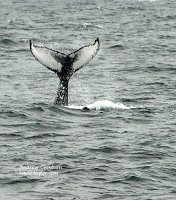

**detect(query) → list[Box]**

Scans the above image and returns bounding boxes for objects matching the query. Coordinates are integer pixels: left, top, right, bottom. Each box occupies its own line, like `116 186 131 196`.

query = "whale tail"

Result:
30 38 100 79
30 38 100 105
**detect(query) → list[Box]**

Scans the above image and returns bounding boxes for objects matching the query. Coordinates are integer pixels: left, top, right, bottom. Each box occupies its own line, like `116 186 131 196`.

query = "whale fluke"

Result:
30 40 66 73
68 37 100 72
30 38 100 106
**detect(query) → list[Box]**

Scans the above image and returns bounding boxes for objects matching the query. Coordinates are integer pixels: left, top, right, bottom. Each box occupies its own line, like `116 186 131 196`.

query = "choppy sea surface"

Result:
0 0 176 199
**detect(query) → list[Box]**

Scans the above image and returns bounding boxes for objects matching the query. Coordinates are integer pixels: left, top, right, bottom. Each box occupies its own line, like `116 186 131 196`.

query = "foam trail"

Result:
67 100 130 110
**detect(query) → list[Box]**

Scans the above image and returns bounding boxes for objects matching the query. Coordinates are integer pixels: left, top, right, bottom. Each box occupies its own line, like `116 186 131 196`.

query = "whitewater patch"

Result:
67 100 131 111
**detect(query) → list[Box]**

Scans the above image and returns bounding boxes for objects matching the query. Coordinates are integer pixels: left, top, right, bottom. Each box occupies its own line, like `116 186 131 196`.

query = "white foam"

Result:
67 100 130 110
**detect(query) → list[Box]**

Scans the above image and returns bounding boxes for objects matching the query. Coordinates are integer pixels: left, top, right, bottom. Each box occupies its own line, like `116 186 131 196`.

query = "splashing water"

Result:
67 100 130 110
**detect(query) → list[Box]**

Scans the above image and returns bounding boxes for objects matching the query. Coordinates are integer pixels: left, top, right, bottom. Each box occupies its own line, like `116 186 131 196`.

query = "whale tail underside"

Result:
30 38 100 79
30 38 100 106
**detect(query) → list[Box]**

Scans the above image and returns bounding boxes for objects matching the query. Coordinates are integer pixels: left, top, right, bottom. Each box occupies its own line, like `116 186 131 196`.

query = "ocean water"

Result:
0 0 176 199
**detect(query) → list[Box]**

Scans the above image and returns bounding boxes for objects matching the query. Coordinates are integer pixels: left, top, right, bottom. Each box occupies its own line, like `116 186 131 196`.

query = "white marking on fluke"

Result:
30 41 65 73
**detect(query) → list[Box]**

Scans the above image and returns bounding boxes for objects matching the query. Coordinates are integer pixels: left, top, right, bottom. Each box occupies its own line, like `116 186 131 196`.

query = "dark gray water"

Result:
0 0 176 199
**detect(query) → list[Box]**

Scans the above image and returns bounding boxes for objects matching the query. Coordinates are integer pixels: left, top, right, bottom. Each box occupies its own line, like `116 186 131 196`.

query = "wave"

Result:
82 22 103 29
66 100 131 111
108 44 125 50
0 38 16 46
138 0 157 2
6 178 42 185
